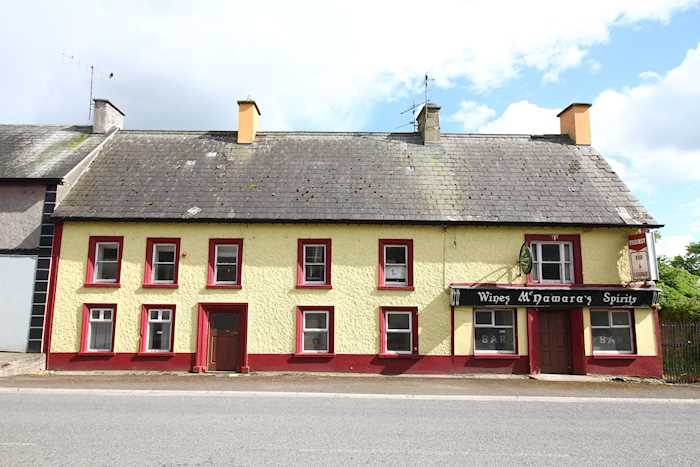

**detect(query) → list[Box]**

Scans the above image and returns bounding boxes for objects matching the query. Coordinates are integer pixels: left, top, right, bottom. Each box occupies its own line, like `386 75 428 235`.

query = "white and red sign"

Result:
628 232 658 281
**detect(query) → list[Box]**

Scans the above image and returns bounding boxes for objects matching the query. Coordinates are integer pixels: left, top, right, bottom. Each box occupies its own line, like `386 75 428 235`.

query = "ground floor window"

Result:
474 308 516 354
296 306 334 354
140 305 175 353
380 307 418 355
80 304 116 353
591 309 634 354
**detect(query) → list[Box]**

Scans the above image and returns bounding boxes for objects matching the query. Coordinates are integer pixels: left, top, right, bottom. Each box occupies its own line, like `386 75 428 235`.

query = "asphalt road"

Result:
1 387 698 466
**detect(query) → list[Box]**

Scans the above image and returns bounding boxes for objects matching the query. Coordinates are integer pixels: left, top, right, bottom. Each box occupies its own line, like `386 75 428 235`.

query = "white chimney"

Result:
93 99 125 134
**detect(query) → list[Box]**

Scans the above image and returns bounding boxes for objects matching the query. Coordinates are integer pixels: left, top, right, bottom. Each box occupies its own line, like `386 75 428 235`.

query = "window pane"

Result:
160 310 171 321
590 311 609 327
384 265 407 282
494 310 513 326
97 244 118 261
386 332 411 352
96 261 118 281
155 264 174 281
387 313 410 330
149 322 171 351
541 244 561 262
612 311 630 326
103 310 112 321
216 264 237 283
304 312 327 330
531 244 538 261
305 264 325 282
592 328 632 352
216 245 237 261
541 263 561 281
475 311 492 325
475 327 515 352
563 243 572 262
89 321 112 351
155 245 175 263
385 246 406 265
564 263 572 282
303 331 328 352
91 309 100 320
305 245 325 264
532 262 540 281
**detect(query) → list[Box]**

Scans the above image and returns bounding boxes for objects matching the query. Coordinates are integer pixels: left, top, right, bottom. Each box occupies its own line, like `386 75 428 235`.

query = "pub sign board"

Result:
451 286 659 308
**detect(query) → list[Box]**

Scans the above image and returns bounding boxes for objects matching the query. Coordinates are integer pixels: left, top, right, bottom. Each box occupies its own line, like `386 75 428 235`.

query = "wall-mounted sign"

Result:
451 286 659 308
628 232 659 282
518 243 533 275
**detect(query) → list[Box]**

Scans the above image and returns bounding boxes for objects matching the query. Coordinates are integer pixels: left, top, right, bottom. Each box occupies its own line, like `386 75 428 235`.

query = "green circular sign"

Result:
518 243 533 275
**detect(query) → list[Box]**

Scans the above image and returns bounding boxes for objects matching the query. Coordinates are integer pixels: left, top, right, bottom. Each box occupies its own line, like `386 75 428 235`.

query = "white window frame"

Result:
384 311 413 354
531 241 574 284
303 244 327 285
214 244 239 285
94 242 119 283
146 308 173 352
87 307 114 352
473 308 516 355
383 244 408 287
152 243 177 284
302 310 329 353
591 309 635 355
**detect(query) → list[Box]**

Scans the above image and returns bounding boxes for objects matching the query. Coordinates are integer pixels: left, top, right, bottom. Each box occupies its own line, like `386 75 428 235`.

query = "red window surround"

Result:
207 239 244 289
138 304 176 356
295 305 335 357
378 239 414 291
524 234 583 285
378 306 419 358
143 237 181 288
84 236 124 288
296 239 332 289
79 303 117 356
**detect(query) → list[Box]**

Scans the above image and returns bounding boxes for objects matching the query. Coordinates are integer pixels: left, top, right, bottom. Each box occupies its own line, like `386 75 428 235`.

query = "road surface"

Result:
0 377 698 466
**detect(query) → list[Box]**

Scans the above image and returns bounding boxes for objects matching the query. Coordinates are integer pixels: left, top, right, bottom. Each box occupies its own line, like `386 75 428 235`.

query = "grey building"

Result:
0 100 123 352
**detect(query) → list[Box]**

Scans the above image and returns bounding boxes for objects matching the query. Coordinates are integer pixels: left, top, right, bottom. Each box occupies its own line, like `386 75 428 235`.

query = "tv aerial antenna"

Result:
396 73 436 130
60 52 116 121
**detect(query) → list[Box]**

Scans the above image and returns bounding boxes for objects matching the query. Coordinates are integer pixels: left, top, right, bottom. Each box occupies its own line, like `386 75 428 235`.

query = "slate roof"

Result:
53 130 660 227
0 125 107 180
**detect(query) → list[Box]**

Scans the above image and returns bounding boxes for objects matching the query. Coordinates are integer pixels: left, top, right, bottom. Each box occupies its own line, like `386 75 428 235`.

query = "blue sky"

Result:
1 1 699 257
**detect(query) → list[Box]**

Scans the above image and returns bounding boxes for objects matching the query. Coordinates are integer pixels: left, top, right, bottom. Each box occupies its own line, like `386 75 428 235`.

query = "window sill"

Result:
378 286 415 291
206 284 242 289
376 353 419 360
142 283 179 289
473 353 521 360
137 352 175 357
592 354 638 360
84 283 121 288
296 284 332 289
77 351 114 357
293 352 335 358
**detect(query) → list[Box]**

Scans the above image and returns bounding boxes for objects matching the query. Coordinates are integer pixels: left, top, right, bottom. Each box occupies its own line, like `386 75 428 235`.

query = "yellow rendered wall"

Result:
582 307 657 356
51 222 644 355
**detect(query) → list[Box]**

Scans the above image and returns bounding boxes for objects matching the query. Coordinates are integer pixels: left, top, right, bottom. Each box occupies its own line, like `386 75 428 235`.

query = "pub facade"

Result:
43 99 663 377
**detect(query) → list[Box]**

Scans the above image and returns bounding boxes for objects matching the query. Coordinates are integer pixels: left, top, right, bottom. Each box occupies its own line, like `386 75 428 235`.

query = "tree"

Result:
669 241 700 276
657 257 700 322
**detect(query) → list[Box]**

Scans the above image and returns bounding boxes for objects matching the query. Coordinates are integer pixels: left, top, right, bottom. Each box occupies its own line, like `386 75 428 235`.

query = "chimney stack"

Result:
237 100 261 144
92 99 125 134
557 103 591 145
417 102 441 144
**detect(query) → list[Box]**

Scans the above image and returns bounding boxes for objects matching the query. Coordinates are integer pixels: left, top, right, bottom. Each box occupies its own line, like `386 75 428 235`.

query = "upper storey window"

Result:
379 239 414 290
526 235 582 285
297 239 332 288
144 238 181 288
85 236 123 287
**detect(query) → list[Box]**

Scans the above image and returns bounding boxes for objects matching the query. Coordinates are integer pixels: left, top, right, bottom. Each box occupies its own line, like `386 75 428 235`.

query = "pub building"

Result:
42 99 663 377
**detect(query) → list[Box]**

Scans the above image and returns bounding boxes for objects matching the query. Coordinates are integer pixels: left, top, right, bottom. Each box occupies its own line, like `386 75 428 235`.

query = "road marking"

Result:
0 442 35 447
0 387 698 404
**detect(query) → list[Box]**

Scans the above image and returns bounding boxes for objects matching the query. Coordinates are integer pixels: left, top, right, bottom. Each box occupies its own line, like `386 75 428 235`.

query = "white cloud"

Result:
447 101 496 131
478 101 559 135
656 234 694 258
639 70 661 81
0 0 697 130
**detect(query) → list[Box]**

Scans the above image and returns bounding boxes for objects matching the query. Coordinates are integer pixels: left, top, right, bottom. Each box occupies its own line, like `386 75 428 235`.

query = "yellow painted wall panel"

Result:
51 222 646 356
634 308 657 356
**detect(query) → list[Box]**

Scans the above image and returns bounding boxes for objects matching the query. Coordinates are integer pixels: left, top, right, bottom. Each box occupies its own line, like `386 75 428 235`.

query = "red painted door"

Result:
538 310 572 374
208 312 241 371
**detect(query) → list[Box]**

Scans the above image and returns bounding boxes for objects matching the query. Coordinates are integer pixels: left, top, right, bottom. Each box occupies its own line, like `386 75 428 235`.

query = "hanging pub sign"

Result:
451 286 659 308
628 232 659 281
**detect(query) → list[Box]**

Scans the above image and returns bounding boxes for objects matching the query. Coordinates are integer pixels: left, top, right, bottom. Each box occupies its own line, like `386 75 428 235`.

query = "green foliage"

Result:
669 241 700 276
657 258 700 322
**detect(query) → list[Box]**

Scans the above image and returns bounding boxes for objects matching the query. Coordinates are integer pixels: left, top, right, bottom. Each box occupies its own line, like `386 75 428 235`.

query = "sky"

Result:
1 0 699 257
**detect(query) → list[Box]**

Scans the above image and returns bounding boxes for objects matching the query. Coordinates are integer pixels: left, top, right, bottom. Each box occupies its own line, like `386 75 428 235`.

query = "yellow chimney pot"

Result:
557 103 592 145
